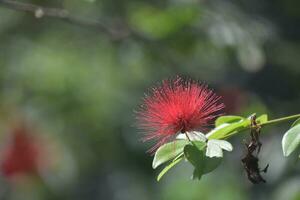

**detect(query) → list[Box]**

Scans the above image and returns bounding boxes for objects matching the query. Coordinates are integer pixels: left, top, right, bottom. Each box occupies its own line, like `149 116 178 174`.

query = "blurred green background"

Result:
0 0 299 199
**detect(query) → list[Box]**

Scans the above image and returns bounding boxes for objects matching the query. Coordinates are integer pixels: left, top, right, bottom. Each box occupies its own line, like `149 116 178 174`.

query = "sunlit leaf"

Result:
256 114 268 124
206 139 233 158
152 140 188 169
210 139 233 151
282 124 300 156
215 116 244 127
207 119 250 139
206 142 223 157
176 131 207 142
157 157 183 181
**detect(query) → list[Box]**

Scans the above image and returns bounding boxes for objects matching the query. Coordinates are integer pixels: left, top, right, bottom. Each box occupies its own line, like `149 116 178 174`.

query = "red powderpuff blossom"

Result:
1 124 43 178
136 77 225 152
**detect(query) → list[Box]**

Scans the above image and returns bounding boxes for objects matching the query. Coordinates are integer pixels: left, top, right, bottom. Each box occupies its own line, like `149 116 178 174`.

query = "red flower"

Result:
1 125 42 178
136 77 225 152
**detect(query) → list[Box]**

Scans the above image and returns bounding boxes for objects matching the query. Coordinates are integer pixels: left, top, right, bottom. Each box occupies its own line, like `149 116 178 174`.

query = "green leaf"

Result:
184 143 222 180
156 141 206 181
215 116 244 127
256 114 268 124
184 144 205 179
193 156 222 179
291 118 300 128
152 140 188 169
157 157 183 181
207 119 250 139
192 168 202 180
203 157 222 174
282 124 300 156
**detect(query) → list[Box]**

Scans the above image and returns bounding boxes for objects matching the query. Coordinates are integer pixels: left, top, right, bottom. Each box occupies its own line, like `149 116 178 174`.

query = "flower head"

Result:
1 124 42 178
136 76 224 152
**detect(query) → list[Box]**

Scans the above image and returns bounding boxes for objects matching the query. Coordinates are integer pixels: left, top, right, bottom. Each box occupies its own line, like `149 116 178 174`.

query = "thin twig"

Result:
0 0 182 67
0 0 130 39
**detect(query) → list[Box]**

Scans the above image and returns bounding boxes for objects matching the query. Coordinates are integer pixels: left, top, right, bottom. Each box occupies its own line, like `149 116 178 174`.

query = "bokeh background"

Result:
0 0 299 199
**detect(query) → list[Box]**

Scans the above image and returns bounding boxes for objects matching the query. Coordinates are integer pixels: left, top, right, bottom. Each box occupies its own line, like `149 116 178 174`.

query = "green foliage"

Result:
153 140 188 169
282 124 300 157
128 4 199 38
155 141 205 181
154 113 300 181
155 139 226 181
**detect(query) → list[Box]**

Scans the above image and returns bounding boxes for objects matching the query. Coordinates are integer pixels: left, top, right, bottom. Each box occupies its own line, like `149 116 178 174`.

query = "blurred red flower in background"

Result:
218 86 247 114
1 124 45 178
136 76 224 152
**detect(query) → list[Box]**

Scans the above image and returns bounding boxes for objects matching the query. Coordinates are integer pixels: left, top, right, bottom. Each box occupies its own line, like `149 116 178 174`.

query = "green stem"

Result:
184 132 192 142
260 114 300 127
220 113 300 140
